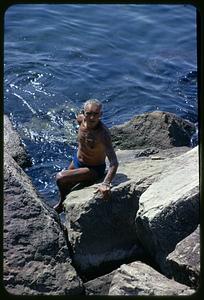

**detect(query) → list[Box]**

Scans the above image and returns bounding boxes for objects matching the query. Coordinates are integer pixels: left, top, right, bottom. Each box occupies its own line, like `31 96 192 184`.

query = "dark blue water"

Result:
4 4 198 206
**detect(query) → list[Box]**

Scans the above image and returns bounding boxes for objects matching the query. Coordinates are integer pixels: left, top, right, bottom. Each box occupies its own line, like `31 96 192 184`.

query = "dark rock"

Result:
134 147 159 157
4 152 83 295
166 225 200 289
4 114 32 168
110 111 196 150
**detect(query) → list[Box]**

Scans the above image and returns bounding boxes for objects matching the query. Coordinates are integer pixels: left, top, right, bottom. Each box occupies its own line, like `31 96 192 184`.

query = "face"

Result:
84 104 102 128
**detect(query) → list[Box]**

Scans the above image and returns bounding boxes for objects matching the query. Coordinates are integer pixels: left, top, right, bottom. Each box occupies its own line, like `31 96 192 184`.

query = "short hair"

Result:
83 99 102 111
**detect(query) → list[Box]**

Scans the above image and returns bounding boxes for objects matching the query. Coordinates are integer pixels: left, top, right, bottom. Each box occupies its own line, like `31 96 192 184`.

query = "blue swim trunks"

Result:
73 152 106 179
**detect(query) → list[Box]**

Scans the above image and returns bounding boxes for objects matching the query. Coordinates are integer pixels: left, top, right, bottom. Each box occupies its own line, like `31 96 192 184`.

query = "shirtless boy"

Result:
54 99 118 213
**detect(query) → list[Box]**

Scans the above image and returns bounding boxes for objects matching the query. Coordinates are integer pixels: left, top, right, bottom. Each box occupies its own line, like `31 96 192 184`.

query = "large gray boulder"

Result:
135 146 199 272
64 181 144 277
63 147 191 277
4 114 32 168
166 225 200 289
4 152 83 295
108 261 195 296
110 111 196 149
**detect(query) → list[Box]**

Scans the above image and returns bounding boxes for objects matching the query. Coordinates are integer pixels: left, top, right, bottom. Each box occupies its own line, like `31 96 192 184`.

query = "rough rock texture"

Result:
110 111 196 150
4 152 83 295
135 147 199 272
166 225 200 289
63 146 192 278
64 181 145 278
116 146 190 164
108 261 195 296
4 114 32 168
4 110 199 296
84 270 115 295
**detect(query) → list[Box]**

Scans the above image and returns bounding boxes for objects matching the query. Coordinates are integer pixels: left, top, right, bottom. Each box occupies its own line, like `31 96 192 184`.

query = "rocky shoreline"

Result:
3 111 200 296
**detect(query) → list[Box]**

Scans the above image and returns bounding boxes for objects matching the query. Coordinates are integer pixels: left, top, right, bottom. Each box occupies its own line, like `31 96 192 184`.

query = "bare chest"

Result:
78 128 103 150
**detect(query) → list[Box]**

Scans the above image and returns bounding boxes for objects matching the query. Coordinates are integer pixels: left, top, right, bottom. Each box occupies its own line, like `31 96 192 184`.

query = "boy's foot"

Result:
53 202 64 214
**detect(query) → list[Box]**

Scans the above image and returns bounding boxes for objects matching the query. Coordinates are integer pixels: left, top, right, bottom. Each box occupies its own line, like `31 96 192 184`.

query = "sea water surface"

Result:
4 4 198 206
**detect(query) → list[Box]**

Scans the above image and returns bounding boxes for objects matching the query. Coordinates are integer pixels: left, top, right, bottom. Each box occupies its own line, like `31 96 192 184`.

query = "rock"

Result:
134 147 159 157
115 146 190 164
84 270 115 295
110 111 196 150
135 147 199 272
4 108 199 294
166 225 200 289
64 180 145 278
4 152 83 295
63 147 191 278
4 114 32 168
108 261 195 295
